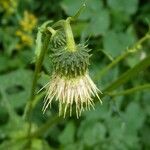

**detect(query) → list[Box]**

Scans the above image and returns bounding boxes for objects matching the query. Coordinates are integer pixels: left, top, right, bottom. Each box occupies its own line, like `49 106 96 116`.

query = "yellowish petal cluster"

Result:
15 30 33 47
20 11 37 32
15 11 37 49
0 0 18 14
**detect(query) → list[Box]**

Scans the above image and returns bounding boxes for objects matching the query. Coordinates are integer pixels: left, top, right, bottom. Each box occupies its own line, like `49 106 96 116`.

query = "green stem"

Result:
99 33 150 78
23 33 50 121
31 91 46 110
103 55 150 94
51 18 76 52
47 27 56 36
99 52 129 78
23 21 52 120
23 23 51 147
72 3 86 20
108 84 150 96
64 18 76 52
52 20 65 28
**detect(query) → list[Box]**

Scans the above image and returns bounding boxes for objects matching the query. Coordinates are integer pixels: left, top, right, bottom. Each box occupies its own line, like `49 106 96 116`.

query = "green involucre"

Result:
50 29 66 49
51 44 91 78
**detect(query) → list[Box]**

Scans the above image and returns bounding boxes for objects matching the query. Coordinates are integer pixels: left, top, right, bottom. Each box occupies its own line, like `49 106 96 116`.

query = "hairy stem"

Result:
23 23 51 148
24 33 50 121
99 33 150 78
103 55 150 94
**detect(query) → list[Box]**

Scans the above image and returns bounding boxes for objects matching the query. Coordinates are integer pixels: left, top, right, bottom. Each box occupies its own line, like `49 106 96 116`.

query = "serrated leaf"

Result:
0 69 33 109
87 9 110 36
103 30 136 58
123 102 145 133
79 121 106 147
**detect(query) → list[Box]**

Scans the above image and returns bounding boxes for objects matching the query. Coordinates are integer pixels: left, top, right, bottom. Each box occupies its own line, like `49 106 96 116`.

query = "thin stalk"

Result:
99 52 129 78
108 84 150 96
23 33 50 121
64 18 76 52
51 19 76 52
103 55 150 94
52 20 65 28
47 27 56 35
72 3 86 20
52 18 76 52
99 33 150 78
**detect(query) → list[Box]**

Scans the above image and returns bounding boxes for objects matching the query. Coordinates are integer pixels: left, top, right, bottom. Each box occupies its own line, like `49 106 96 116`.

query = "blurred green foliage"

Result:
0 0 150 150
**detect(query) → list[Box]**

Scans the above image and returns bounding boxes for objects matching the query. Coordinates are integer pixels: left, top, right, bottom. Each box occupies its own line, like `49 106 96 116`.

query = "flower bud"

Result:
50 29 66 49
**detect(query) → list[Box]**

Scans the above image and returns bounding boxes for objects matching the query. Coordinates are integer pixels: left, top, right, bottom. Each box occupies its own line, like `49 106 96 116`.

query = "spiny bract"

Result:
51 44 91 78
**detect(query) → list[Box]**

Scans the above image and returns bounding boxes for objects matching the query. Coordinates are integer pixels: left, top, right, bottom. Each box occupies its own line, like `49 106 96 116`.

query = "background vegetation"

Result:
0 0 150 149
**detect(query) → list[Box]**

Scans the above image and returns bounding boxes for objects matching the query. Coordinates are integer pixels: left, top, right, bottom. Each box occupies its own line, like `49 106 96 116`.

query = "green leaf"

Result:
83 103 111 121
0 27 18 55
0 139 28 150
107 0 139 15
105 102 144 149
79 121 106 147
61 0 103 20
0 69 33 109
103 30 136 58
58 121 75 145
87 9 110 36
61 0 109 36
123 102 145 133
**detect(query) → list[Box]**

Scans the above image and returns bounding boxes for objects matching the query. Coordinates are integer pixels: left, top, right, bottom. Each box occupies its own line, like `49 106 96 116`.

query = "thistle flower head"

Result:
42 42 102 117
42 18 102 117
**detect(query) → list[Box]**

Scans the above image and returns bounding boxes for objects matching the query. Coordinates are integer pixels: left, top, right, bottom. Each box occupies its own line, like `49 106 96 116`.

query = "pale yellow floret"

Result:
42 73 102 118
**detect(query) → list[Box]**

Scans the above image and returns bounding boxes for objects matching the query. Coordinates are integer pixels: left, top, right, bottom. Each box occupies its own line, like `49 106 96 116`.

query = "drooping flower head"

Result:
42 18 102 118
